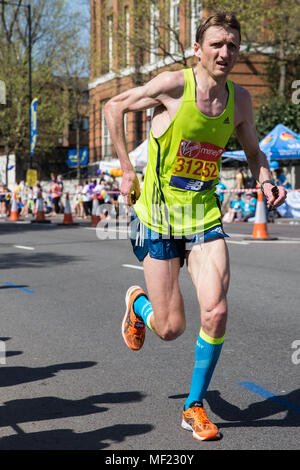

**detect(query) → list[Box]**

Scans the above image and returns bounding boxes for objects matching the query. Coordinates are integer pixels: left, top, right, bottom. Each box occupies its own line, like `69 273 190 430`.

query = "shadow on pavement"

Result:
205 389 300 428
0 384 151 450
0 219 83 235
0 423 154 450
0 361 97 387
169 389 300 428
0 391 146 427
0 251 83 270
0 352 152 449
0 284 31 289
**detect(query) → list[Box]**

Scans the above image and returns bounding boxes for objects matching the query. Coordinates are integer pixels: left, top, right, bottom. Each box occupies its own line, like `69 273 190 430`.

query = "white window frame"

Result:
124 6 130 67
191 0 203 46
101 102 127 159
108 15 114 72
102 102 112 159
149 2 160 64
170 0 180 55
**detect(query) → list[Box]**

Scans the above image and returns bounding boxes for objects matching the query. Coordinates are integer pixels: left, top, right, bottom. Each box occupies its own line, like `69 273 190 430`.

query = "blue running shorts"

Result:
130 212 229 267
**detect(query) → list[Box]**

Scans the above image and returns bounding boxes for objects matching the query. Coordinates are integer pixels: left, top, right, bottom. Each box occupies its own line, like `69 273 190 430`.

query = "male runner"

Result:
104 11 286 441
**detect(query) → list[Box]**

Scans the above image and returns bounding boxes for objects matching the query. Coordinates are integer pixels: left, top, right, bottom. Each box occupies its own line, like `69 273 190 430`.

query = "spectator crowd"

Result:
0 163 293 223
0 173 122 221
219 163 293 224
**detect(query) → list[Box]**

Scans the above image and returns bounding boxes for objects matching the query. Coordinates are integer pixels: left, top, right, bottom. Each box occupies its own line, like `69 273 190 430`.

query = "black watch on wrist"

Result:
260 179 275 193
260 179 279 197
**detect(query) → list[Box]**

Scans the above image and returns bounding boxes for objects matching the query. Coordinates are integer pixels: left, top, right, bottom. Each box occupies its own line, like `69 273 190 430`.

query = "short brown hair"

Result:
196 10 241 44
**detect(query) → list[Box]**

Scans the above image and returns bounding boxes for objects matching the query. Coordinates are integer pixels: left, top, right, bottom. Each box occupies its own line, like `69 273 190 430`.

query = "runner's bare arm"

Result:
235 87 286 207
104 72 183 204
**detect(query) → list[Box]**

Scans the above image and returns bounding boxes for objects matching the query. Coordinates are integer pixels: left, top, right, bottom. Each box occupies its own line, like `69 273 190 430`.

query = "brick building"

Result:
89 0 269 164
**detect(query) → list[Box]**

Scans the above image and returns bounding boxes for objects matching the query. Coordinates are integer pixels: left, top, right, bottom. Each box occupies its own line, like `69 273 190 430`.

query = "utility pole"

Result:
28 2 32 169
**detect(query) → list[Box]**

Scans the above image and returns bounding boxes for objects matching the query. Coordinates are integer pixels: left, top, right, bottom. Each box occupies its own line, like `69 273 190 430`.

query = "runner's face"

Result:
195 26 240 79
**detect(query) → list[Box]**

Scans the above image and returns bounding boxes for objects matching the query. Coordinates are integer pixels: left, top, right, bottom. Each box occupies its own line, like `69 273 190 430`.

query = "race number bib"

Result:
169 140 225 192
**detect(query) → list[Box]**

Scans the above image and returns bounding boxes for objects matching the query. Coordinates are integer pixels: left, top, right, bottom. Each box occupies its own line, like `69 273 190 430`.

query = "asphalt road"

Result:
0 216 299 451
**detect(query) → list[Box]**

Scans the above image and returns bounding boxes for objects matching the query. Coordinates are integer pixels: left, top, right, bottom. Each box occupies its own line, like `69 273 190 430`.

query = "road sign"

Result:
26 168 38 187
67 148 89 167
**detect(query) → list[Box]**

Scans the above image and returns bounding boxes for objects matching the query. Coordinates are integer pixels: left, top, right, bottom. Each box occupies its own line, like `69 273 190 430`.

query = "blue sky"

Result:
67 0 90 46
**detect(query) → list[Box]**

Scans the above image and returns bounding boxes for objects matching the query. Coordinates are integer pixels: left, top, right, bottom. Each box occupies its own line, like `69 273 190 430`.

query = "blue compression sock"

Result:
133 295 155 332
185 328 225 410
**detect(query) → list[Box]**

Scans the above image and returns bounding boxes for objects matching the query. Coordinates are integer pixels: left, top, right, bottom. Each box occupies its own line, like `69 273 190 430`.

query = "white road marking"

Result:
84 226 129 234
226 240 250 245
247 240 300 244
14 245 35 251
122 264 144 270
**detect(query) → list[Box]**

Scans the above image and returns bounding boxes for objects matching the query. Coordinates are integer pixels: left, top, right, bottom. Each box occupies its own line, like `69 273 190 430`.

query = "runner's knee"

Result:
156 316 186 341
201 301 227 333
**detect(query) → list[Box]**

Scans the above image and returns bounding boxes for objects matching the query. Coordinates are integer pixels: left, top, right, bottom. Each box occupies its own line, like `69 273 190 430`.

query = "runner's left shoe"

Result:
121 285 147 351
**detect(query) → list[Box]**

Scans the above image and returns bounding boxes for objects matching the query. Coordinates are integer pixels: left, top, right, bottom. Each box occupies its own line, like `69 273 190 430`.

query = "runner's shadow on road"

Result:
205 389 300 428
0 252 83 270
168 389 300 428
0 391 151 450
0 285 30 289
0 361 97 387
0 391 146 428
0 423 154 450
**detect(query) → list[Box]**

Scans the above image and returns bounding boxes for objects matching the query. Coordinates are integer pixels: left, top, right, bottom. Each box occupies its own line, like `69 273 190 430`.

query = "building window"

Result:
124 5 130 67
149 2 159 64
82 91 89 104
102 102 112 159
82 117 89 131
69 120 77 132
170 0 180 55
191 0 202 46
108 15 114 72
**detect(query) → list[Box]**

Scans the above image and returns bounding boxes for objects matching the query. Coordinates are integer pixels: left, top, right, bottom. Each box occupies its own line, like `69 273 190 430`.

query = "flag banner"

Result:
67 148 89 168
30 98 38 157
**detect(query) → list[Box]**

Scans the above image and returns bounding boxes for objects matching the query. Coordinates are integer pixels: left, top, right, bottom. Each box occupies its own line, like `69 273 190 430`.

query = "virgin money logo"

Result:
178 140 225 162
180 140 202 158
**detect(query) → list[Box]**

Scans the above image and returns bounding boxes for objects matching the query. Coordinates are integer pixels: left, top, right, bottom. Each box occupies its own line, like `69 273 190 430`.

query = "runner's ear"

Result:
194 42 202 61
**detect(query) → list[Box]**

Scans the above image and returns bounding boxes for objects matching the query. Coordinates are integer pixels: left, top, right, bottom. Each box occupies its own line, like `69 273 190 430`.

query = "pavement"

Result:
0 214 299 452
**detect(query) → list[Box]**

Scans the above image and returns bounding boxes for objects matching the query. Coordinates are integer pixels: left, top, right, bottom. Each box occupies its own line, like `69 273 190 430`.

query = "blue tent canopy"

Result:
223 124 300 161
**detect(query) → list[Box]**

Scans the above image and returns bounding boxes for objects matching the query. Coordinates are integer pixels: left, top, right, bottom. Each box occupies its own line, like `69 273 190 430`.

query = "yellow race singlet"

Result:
134 68 235 236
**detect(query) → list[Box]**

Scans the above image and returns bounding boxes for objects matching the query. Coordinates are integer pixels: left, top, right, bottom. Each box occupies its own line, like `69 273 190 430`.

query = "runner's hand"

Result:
120 170 140 206
263 183 286 208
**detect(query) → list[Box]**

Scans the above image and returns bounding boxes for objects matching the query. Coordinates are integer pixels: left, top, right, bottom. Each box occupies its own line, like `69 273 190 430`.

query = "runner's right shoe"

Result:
181 401 220 441
121 286 147 351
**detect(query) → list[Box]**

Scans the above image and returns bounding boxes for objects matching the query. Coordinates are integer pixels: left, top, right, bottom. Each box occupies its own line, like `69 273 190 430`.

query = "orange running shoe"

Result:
181 402 220 441
121 286 147 351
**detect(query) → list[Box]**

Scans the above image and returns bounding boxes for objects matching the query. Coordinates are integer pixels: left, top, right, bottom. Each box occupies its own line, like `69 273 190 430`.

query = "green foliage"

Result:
254 99 300 140
0 0 89 179
265 56 300 99
226 99 300 151
205 0 300 97
206 0 300 149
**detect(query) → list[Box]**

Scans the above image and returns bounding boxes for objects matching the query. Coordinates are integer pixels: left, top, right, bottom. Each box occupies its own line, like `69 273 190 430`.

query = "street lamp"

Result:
0 0 32 169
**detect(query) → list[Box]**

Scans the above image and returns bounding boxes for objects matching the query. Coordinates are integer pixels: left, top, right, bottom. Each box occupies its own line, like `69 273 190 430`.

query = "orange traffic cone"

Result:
91 194 100 227
61 193 75 225
31 191 51 224
248 190 277 240
9 194 19 221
